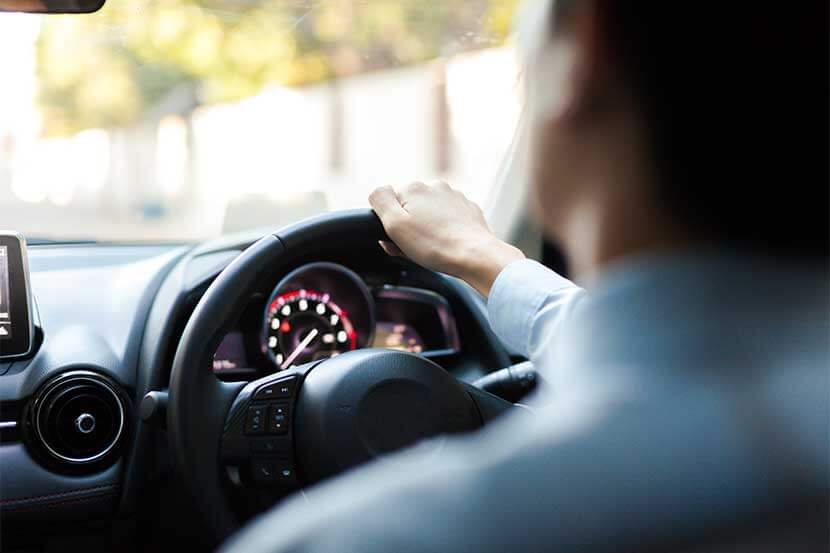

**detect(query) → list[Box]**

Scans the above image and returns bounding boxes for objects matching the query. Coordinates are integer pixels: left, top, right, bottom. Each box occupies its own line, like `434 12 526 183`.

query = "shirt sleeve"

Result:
487 259 586 365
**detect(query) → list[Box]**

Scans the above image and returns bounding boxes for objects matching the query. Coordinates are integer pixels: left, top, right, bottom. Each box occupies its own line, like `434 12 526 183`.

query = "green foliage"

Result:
36 0 520 136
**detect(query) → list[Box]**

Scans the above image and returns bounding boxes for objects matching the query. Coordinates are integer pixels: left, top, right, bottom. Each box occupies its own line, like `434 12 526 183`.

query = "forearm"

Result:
454 236 526 297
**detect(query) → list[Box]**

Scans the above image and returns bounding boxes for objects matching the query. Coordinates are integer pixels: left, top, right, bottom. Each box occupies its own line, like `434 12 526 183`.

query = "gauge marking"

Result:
264 289 358 368
262 263 375 370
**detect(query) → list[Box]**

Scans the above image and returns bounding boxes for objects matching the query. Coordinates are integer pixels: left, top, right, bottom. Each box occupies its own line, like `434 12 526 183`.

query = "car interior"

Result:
0 0 541 546
1 203 559 551
0 0 559 547
1 1 827 552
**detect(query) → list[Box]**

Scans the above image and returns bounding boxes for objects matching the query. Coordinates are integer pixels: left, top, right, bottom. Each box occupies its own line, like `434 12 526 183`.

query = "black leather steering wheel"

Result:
167 209 512 542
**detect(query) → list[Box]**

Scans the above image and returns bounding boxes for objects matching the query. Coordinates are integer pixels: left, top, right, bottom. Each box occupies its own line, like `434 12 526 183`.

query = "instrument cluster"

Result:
212 262 460 377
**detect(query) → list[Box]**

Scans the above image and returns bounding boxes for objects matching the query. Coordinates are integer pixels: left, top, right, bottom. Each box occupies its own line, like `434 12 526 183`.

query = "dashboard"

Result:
212 262 460 379
0 222 512 550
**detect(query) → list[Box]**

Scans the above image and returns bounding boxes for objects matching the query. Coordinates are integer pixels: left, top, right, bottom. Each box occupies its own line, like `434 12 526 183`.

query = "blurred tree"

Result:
36 0 520 136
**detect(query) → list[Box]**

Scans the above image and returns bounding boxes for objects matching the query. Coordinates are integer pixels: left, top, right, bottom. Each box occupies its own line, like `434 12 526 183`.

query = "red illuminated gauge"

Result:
264 290 357 369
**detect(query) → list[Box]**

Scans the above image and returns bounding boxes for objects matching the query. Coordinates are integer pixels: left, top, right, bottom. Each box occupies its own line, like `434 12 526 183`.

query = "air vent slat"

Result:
31 370 126 465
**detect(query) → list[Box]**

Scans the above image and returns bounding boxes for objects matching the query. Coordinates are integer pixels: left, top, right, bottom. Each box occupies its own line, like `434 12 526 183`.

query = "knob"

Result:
140 390 169 428
75 412 96 434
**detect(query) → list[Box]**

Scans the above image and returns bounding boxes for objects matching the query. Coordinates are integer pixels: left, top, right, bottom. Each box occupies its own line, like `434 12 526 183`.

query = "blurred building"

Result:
0 43 521 242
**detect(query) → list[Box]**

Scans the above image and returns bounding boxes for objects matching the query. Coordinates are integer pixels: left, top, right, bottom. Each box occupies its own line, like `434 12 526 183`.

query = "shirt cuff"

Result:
486 259 576 357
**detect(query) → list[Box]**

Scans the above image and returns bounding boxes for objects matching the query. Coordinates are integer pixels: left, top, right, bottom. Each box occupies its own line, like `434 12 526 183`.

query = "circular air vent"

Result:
31 370 126 465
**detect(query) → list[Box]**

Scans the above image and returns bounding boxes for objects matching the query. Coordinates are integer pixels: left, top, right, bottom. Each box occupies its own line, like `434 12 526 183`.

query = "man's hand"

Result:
369 181 525 296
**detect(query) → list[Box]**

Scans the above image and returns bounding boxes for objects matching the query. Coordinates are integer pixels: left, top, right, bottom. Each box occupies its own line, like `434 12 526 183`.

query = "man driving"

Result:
226 1 828 551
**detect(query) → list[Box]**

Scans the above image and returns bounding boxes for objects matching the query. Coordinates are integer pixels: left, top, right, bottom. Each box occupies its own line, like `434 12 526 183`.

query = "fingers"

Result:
372 181 451 211
401 181 428 196
369 185 407 222
369 187 407 258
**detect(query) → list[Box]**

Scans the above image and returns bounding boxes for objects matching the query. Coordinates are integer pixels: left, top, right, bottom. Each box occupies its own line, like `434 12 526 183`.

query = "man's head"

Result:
519 0 828 272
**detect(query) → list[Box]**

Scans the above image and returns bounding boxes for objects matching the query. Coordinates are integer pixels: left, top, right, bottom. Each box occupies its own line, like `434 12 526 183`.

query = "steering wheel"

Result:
167 209 512 541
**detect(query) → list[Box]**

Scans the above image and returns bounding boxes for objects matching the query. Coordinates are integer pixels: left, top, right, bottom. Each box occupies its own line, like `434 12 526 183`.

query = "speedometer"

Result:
265 290 357 369
262 262 375 371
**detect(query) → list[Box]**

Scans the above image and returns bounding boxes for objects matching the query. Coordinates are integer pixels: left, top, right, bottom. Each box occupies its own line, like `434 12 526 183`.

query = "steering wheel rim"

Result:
167 209 389 539
167 209 511 543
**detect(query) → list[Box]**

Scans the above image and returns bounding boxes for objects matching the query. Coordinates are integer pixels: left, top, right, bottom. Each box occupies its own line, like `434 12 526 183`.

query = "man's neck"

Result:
560 194 697 279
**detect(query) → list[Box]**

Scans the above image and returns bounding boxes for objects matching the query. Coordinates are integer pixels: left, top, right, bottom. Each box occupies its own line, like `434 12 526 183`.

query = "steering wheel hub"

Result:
294 349 481 483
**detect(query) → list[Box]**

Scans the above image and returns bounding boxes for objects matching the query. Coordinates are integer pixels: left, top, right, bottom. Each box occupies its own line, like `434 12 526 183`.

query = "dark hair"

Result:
554 2 828 258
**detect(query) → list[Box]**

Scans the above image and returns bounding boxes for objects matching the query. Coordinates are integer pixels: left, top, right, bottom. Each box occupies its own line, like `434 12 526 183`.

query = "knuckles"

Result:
402 181 428 196
368 185 393 202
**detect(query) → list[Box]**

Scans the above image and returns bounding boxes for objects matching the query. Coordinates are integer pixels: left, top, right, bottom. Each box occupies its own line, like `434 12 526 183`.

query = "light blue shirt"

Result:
226 254 828 553
487 258 586 385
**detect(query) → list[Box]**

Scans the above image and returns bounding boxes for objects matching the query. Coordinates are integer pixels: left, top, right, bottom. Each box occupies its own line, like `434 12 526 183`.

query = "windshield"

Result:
0 0 522 243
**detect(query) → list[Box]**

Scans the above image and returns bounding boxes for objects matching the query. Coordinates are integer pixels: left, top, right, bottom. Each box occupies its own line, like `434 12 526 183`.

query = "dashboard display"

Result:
213 331 248 371
264 290 357 368
374 287 460 356
211 262 463 378
0 246 9 340
372 322 424 353
0 232 33 360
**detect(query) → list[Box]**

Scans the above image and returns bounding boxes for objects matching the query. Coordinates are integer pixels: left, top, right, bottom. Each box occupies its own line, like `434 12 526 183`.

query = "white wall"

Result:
0 47 524 241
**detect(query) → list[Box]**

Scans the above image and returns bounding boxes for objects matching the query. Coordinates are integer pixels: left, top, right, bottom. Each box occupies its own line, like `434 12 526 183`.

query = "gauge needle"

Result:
281 328 319 369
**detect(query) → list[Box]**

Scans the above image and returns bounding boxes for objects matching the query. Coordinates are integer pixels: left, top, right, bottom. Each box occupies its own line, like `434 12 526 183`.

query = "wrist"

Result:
459 237 525 297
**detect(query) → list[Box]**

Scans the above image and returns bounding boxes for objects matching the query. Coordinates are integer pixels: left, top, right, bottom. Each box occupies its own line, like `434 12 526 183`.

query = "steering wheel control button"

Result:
251 459 297 486
268 403 290 434
252 459 277 483
250 437 289 456
244 405 267 434
253 377 296 400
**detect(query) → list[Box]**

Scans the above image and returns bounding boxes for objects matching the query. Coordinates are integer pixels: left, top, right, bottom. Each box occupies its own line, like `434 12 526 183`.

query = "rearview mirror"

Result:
0 0 103 13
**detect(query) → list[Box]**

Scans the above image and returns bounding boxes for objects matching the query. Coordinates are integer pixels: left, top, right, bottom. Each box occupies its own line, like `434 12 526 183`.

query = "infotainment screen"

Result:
0 245 10 337
0 232 33 359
